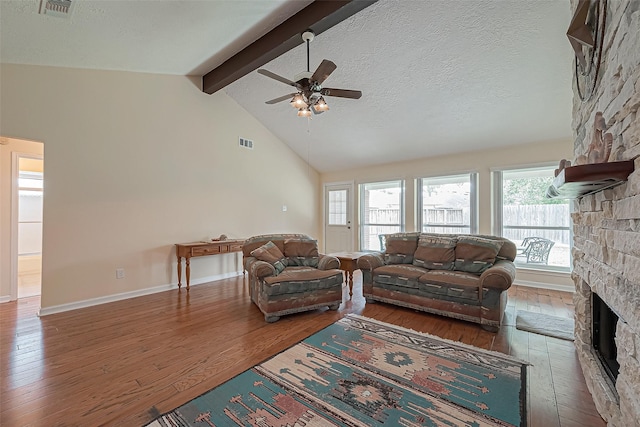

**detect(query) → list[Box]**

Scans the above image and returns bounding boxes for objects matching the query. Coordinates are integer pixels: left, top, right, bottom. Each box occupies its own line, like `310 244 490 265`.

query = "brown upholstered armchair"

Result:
242 234 344 322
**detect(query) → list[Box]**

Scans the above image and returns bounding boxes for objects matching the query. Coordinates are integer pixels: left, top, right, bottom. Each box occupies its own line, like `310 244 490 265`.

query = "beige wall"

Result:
0 64 321 310
321 139 575 289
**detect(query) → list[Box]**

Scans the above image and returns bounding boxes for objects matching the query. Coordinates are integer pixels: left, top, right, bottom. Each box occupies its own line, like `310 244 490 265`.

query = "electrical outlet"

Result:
116 268 125 279
282 205 287 212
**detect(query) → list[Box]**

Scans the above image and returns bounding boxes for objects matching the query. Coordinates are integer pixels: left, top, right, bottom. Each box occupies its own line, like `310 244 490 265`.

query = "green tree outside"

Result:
503 177 565 205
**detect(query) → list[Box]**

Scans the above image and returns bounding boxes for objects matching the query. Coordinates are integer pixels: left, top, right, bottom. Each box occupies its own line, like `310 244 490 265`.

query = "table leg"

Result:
177 256 182 289
185 257 191 291
348 270 354 298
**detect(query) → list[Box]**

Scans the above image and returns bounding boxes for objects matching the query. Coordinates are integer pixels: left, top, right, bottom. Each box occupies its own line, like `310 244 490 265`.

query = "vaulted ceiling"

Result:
0 0 574 172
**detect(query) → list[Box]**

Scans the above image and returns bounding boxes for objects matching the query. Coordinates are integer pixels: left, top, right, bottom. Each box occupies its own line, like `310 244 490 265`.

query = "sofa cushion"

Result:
250 241 287 274
263 267 343 296
284 238 319 267
418 270 481 303
454 236 504 274
413 235 457 270
384 232 420 264
373 264 426 289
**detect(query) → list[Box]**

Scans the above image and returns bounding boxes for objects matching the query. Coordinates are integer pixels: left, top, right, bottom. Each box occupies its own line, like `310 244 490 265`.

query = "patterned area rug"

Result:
146 315 528 426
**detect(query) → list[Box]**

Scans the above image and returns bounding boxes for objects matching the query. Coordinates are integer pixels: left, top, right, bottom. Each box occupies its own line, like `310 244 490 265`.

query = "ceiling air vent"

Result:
239 137 254 150
39 0 74 18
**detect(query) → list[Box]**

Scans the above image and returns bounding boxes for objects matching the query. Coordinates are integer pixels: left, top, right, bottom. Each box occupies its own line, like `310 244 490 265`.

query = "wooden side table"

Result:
329 251 369 298
175 240 244 290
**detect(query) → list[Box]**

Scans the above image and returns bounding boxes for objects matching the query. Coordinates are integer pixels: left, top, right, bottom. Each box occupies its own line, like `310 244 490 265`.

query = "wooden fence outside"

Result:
363 205 571 248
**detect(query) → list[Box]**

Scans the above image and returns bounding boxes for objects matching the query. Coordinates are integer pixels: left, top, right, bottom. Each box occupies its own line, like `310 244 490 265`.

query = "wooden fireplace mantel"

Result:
546 160 635 199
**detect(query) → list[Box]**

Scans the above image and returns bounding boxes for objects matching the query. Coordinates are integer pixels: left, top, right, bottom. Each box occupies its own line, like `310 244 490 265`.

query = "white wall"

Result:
0 64 321 310
321 140 575 290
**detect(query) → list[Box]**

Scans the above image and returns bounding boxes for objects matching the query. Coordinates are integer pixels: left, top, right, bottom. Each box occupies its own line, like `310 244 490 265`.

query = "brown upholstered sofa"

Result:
357 233 517 331
242 234 344 322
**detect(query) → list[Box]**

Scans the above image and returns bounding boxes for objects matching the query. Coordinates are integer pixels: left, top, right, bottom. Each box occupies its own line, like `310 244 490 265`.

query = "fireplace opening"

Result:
592 292 620 383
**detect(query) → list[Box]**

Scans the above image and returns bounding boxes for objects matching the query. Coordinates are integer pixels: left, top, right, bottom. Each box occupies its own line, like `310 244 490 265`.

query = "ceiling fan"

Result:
258 30 362 117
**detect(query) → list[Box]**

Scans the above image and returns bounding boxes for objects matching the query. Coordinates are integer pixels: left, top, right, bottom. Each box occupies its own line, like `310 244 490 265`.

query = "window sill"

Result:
514 263 571 275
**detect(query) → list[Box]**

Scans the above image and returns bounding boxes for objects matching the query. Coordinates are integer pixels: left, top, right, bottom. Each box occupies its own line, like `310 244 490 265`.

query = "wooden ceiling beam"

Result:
202 0 377 95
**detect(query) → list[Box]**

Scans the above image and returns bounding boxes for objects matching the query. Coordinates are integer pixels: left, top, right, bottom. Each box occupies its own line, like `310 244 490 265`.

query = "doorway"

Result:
15 155 44 298
324 182 354 253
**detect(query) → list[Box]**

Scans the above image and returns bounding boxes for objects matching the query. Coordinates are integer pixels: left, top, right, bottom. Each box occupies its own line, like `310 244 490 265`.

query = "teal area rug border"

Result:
348 314 530 365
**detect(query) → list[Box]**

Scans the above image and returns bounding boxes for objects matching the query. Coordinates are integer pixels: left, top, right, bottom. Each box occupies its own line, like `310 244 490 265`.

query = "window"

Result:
360 180 403 250
328 189 347 225
494 166 571 270
418 173 477 234
18 171 44 256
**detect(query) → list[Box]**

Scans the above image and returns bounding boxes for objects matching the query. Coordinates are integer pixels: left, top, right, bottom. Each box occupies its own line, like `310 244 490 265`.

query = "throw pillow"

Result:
413 235 457 270
454 236 504 274
250 241 287 274
283 238 319 267
384 232 420 264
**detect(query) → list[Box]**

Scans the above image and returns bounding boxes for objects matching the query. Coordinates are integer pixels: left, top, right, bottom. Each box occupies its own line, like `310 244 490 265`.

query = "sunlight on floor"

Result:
18 254 41 298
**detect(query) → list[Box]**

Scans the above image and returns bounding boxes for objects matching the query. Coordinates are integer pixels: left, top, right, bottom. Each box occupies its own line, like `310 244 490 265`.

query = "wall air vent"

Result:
239 137 254 150
39 0 74 18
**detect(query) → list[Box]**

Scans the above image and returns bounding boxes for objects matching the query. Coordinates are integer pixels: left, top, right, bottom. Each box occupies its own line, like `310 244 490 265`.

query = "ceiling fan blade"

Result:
265 93 297 104
311 60 337 85
321 88 362 99
258 69 298 87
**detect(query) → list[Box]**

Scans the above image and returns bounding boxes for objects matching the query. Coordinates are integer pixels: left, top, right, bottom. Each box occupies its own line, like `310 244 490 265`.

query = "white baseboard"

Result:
38 271 243 317
514 279 575 293
0 295 12 303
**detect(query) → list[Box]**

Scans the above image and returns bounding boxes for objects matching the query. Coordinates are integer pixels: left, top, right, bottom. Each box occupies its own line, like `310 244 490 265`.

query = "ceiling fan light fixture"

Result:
297 107 312 117
290 93 307 108
259 30 361 118
312 97 329 112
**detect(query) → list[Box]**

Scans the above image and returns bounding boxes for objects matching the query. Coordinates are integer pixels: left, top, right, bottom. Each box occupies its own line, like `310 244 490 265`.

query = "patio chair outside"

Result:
517 237 555 264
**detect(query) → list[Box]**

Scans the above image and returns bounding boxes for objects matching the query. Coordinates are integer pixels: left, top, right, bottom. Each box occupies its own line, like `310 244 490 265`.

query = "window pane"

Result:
501 167 571 269
19 172 43 190
419 174 475 234
360 180 403 250
328 189 347 225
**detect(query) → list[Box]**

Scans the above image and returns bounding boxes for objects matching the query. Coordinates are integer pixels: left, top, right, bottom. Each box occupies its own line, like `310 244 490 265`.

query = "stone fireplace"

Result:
570 0 640 425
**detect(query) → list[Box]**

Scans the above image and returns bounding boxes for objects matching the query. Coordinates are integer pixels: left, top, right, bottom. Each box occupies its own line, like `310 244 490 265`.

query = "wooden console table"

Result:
175 240 244 290
329 251 369 298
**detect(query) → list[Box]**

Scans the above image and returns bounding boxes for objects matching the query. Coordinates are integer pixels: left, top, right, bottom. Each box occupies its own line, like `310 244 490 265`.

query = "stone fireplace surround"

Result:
570 1 640 425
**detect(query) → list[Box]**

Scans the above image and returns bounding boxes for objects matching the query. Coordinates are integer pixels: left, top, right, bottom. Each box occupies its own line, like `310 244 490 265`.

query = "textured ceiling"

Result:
0 0 310 75
0 0 574 173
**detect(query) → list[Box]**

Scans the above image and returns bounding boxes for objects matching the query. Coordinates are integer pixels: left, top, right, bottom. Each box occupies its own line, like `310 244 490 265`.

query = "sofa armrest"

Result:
357 252 385 271
246 257 277 279
479 260 516 291
318 254 340 270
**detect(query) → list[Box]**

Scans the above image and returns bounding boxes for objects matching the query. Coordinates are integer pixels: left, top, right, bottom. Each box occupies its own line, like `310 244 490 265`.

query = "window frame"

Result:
492 164 572 273
417 172 478 235
358 179 405 251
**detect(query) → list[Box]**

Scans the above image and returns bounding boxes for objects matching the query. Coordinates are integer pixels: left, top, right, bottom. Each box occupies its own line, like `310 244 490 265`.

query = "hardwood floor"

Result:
0 274 605 426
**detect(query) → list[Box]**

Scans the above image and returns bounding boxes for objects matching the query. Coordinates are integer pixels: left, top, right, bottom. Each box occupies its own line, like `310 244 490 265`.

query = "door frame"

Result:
10 152 44 301
323 181 355 253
